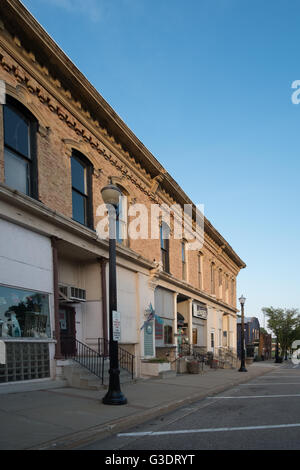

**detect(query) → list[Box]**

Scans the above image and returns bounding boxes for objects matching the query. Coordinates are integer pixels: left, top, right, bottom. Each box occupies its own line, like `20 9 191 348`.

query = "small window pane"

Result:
4 148 29 194
71 157 86 194
4 105 30 158
72 190 86 225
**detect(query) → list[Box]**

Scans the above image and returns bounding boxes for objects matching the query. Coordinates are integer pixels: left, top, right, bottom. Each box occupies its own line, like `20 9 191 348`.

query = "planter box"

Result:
177 358 188 374
141 361 171 377
245 357 254 365
187 360 200 374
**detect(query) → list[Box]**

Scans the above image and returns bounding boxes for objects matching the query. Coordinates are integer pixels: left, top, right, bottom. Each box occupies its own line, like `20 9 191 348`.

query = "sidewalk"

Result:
0 361 281 450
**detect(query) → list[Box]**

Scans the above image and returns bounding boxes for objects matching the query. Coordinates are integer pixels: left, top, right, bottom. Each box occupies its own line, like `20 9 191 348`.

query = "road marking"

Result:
118 423 300 438
207 394 300 399
240 383 300 386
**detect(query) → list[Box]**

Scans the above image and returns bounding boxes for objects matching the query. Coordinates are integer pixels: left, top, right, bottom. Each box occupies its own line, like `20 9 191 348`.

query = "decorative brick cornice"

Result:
0 1 246 270
0 48 162 206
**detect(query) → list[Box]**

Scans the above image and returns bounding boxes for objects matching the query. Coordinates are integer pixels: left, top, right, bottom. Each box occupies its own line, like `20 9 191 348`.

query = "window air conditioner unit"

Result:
59 285 86 303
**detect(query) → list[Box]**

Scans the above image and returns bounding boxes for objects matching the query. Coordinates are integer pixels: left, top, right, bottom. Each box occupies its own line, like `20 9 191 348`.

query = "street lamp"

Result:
239 295 247 372
101 183 127 405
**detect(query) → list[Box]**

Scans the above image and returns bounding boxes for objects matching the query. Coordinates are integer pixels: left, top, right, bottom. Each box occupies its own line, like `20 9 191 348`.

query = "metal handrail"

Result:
98 338 135 380
64 338 104 383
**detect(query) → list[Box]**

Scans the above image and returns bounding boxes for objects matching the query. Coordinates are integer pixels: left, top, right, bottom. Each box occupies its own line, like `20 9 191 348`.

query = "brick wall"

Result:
0 34 241 310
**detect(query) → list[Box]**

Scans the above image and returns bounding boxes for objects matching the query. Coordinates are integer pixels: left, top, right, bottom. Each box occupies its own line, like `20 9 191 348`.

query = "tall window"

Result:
71 150 93 228
3 97 38 197
211 263 215 295
164 325 173 344
219 269 223 299
211 332 215 349
160 222 170 273
181 241 187 280
198 252 203 290
225 275 229 302
192 328 198 345
231 279 235 305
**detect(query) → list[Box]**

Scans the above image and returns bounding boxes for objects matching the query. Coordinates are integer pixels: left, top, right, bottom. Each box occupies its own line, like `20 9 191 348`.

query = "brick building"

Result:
259 331 272 360
237 316 260 359
0 0 245 384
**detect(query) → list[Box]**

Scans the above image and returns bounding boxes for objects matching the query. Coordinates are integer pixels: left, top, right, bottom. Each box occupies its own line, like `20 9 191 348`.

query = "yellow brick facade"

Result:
0 0 246 379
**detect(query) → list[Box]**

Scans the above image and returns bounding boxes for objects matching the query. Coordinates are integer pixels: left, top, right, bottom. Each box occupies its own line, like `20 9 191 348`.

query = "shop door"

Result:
59 306 76 356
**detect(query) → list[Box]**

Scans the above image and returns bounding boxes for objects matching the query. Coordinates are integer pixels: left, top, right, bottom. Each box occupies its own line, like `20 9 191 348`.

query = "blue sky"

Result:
21 0 300 327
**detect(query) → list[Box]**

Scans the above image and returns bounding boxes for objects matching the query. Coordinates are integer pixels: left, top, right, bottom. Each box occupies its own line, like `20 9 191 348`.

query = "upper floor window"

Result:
219 269 223 298
231 279 235 305
181 241 187 280
198 252 203 290
160 222 170 273
225 275 229 302
211 262 215 295
3 96 38 198
71 150 93 228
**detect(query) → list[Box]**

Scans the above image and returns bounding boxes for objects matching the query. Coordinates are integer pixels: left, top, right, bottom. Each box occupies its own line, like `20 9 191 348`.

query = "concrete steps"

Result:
63 360 135 391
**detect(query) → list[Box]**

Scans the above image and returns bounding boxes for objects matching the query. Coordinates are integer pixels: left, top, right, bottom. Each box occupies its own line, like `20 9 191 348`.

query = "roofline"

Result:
2 0 246 269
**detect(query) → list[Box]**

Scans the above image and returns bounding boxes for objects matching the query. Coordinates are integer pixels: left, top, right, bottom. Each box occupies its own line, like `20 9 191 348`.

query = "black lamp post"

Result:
101 183 127 405
239 295 247 372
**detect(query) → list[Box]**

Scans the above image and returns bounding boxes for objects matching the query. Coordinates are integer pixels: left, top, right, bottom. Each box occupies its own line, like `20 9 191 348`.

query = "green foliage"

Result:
262 307 300 357
259 327 268 335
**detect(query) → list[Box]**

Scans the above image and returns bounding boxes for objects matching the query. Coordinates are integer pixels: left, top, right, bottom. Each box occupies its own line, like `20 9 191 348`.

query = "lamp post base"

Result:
102 390 127 405
239 366 248 372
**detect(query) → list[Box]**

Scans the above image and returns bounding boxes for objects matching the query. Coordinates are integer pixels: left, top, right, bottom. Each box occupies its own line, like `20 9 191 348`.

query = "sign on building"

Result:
193 302 208 319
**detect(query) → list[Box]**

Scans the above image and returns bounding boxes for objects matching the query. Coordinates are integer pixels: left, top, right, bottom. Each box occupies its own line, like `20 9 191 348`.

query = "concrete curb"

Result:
28 366 276 450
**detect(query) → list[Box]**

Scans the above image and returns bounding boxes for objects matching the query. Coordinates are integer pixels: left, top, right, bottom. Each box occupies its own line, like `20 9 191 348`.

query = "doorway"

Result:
59 306 76 356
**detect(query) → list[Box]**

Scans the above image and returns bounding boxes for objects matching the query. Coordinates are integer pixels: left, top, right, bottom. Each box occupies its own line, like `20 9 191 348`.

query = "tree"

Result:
262 307 300 360
259 327 268 335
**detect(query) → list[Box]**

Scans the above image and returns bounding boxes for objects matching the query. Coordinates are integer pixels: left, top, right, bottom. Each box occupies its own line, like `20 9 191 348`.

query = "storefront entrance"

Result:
59 306 76 356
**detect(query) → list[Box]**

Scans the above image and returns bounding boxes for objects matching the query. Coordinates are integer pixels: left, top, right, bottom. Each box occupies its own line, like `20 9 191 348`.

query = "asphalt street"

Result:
78 363 300 450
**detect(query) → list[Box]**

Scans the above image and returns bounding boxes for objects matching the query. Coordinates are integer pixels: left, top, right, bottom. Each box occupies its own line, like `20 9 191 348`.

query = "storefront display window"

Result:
0 285 50 339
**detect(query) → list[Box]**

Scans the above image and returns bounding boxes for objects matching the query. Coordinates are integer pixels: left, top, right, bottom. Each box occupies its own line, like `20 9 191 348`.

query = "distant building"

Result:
237 317 260 359
259 331 272 360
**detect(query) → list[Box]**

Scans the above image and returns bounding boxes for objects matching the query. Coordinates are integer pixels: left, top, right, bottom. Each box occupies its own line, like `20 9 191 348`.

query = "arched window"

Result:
71 149 93 228
3 96 38 198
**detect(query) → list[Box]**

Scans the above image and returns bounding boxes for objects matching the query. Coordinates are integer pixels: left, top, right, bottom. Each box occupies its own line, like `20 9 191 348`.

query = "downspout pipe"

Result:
51 237 62 359
98 257 108 355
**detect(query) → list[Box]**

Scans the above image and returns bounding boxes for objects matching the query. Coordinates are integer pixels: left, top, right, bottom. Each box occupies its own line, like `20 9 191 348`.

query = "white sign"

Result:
0 341 6 365
193 302 208 319
112 310 121 341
